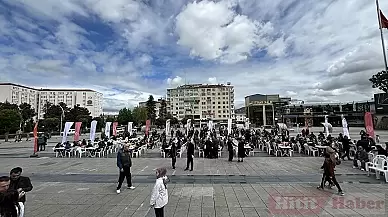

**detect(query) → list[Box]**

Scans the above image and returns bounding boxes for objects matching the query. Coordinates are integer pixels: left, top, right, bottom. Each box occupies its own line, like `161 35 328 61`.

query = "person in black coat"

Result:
9 167 33 204
185 139 195 171
237 138 245 162
227 137 234 162
171 141 177 170
341 136 352 161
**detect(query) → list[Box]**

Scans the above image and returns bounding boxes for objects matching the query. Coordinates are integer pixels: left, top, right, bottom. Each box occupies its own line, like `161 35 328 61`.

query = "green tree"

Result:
40 118 60 132
133 106 147 126
166 113 179 125
159 99 167 120
117 108 133 125
19 103 36 132
66 105 91 130
370 70 388 92
146 95 156 123
0 109 21 141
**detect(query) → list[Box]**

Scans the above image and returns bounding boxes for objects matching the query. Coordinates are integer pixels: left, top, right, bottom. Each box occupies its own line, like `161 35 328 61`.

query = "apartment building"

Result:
138 98 163 118
166 83 235 122
0 83 103 119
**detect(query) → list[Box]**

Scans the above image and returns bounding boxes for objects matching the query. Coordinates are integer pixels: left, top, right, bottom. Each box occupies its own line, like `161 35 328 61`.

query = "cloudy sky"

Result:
1 0 387 113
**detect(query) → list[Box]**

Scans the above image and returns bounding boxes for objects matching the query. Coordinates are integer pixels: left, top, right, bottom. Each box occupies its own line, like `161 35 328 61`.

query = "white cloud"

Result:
208 77 218 84
175 0 279 64
167 76 184 87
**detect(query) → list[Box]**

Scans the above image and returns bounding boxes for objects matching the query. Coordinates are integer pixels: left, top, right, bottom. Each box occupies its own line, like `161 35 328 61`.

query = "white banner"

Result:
227 118 232 135
166 119 170 136
342 116 350 139
186 119 191 133
296 123 300 134
208 120 213 129
105 122 112 138
245 118 250 129
61 122 74 144
324 115 329 137
128 122 133 135
89 120 97 142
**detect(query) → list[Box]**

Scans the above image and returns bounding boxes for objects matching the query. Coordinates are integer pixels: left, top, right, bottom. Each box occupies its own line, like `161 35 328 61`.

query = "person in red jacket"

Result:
317 153 344 196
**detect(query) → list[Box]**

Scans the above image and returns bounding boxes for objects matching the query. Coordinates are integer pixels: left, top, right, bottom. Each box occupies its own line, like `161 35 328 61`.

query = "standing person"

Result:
227 137 234 162
237 138 245 162
9 167 33 205
317 153 344 196
150 168 169 217
170 141 177 170
116 144 135 194
341 136 351 161
184 139 194 171
0 176 10 193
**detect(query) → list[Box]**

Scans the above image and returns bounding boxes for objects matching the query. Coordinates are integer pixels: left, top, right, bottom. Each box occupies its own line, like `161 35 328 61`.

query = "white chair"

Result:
76 147 86 158
308 146 318 157
367 155 387 176
177 149 182 158
95 148 105 158
368 158 388 182
132 149 140 158
274 145 282 157
218 147 223 157
198 148 204 158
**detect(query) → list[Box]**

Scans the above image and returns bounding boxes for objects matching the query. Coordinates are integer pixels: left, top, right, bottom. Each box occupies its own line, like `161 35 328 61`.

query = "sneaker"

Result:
338 191 344 196
317 186 323 190
361 168 365 171
352 166 357 169
129 186 135 190
116 189 120 194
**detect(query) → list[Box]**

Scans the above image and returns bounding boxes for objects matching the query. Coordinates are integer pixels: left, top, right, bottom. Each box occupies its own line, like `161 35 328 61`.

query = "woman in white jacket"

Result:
150 168 169 217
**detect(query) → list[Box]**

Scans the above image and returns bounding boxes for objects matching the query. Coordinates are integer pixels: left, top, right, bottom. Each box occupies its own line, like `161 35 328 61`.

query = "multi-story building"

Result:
245 94 284 126
138 98 163 118
234 107 246 123
166 83 235 122
0 83 103 118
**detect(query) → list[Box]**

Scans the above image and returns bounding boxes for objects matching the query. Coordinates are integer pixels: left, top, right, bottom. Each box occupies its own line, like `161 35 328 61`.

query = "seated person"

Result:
353 146 369 170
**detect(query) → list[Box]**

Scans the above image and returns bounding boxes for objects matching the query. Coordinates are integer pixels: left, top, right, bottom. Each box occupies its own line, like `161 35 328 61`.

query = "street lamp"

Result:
59 105 64 134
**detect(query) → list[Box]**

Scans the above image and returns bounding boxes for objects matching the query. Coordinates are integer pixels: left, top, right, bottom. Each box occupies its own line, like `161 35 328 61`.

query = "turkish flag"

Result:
33 122 38 153
380 10 388 29
74 122 82 141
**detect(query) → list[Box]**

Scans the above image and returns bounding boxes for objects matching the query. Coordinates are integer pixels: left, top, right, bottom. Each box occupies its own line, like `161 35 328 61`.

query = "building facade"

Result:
138 98 163 118
280 101 374 127
166 83 235 122
234 107 246 123
0 83 103 118
245 94 287 126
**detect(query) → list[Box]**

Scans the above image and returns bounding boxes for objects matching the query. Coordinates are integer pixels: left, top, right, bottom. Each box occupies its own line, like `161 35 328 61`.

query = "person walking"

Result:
237 138 245 162
171 141 177 170
184 138 194 171
227 137 234 162
9 167 32 205
317 153 344 196
116 144 135 194
150 168 169 217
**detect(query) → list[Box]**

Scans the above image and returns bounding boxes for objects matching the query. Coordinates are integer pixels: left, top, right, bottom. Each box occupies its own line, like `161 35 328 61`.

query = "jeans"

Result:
172 157 176 169
228 150 233 161
117 167 132 189
321 174 342 192
154 207 164 217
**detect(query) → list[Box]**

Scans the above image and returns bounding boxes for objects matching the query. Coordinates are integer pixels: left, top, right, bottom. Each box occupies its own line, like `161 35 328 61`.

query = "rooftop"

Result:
0 83 99 93
168 83 233 90
284 100 374 107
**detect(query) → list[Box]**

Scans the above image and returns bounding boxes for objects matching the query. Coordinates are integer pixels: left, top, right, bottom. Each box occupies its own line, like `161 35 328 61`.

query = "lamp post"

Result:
59 105 64 134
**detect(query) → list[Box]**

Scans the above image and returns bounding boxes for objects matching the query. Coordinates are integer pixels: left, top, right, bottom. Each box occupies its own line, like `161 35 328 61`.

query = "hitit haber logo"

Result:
268 192 386 216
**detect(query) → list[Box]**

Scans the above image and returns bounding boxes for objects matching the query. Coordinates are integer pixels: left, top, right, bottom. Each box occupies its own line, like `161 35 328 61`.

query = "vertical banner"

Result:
166 119 170 136
145 119 151 136
364 112 375 138
186 119 191 133
342 116 350 139
74 122 82 141
245 118 249 129
112 122 118 136
61 122 74 144
208 120 213 129
324 115 329 137
89 120 97 142
128 122 133 135
296 123 300 134
105 122 112 138
227 118 232 135
33 122 38 153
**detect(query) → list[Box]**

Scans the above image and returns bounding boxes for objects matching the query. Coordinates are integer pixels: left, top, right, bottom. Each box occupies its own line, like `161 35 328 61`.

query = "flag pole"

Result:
376 0 388 71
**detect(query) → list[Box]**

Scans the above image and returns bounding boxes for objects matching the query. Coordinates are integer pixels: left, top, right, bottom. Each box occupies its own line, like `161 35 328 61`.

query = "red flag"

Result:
112 122 118 136
364 112 375 138
33 122 38 153
145 120 151 136
380 10 388 29
74 122 82 141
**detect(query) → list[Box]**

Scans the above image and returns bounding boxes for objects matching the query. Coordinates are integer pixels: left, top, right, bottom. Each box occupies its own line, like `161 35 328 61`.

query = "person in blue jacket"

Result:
116 144 135 194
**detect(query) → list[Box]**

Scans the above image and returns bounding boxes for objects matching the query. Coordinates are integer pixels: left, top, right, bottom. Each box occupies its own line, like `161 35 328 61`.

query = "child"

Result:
317 153 344 196
150 168 169 217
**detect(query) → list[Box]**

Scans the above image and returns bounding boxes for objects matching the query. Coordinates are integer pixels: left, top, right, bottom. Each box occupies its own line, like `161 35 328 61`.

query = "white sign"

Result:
227 119 232 135
128 122 133 135
61 122 74 144
89 120 97 142
324 115 329 137
105 122 112 138
166 119 171 136
342 116 350 139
